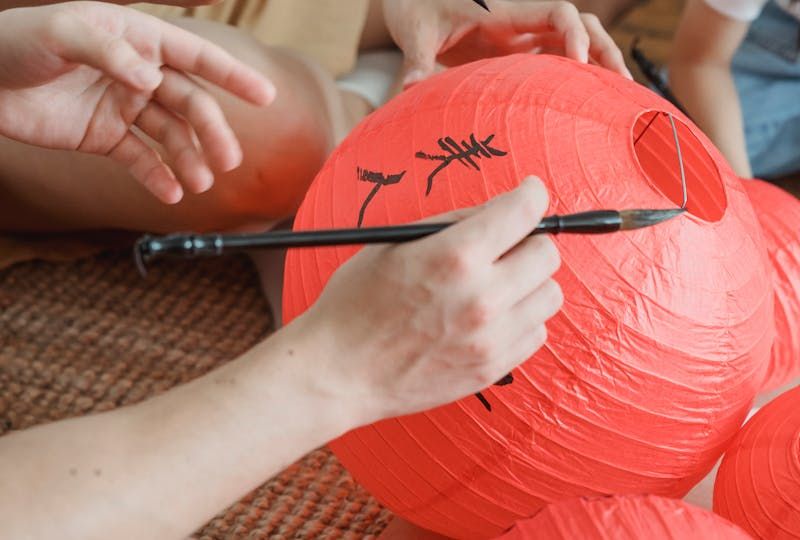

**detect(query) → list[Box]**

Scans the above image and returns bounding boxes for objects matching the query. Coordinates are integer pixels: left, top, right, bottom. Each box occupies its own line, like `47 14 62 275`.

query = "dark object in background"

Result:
630 37 692 119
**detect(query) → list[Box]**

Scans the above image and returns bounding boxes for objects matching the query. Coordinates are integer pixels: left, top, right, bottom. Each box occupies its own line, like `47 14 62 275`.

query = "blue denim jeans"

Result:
733 1 800 178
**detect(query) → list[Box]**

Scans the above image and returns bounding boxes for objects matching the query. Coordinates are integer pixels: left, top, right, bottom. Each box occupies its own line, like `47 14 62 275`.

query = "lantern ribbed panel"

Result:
497 495 751 540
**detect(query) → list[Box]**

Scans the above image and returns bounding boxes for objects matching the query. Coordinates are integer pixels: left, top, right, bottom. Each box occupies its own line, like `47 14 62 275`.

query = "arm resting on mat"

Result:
0 179 563 540
669 0 752 177
0 320 349 539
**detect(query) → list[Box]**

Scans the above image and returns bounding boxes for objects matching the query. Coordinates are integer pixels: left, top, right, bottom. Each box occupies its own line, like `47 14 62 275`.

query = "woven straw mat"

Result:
0 250 391 538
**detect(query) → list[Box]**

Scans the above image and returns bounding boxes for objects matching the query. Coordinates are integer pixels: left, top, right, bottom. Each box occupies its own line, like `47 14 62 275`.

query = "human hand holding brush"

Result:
0 178 565 539
302 176 563 423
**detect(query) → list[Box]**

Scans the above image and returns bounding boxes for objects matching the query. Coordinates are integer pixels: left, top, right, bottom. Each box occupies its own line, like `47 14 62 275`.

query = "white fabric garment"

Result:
336 50 404 110
705 0 800 21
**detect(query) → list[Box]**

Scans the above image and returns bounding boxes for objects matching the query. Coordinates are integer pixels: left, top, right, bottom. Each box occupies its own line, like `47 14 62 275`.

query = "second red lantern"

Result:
742 179 800 392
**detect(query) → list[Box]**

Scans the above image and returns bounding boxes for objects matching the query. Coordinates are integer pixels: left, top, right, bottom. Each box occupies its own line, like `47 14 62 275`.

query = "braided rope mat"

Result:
0 250 390 538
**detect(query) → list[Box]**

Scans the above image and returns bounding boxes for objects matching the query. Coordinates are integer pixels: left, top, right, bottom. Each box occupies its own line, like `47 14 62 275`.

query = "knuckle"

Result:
543 279 565 311
466 340 491 363
429 247 471 280
188 90 216 115
378 245 404 273
102 38 129 65
43 10 75 42
459 296 492 331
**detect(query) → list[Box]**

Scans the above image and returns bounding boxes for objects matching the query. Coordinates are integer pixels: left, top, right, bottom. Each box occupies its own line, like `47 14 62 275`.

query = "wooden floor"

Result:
611 0 686 71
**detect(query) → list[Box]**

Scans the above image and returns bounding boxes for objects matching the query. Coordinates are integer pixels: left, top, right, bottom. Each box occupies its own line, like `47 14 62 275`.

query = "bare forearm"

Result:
670 61 752 177
670 0 752 177
0 316 352 540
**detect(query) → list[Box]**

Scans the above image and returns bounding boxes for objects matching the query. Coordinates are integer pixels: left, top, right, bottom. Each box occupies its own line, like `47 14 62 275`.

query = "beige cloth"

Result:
0 0 370 269
136 0 371 77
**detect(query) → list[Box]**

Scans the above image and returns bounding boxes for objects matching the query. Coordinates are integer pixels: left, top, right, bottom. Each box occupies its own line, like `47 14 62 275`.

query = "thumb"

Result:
398 19 440 88
49 11 163 92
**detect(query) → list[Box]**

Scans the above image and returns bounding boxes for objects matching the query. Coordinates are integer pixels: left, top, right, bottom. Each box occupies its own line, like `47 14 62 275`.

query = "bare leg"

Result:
0 18 363 234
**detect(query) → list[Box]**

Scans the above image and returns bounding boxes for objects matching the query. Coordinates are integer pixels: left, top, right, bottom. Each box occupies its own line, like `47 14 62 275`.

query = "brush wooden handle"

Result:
136 210 623 267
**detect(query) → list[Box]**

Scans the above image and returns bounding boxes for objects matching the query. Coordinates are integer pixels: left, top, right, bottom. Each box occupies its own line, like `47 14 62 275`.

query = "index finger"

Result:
425 177 550 261
581 13 632 79
151 17 276 106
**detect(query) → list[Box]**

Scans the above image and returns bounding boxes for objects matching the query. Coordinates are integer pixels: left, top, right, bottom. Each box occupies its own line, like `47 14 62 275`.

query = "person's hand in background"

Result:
303 177 563 425
383 0 632 88
0 1 276 204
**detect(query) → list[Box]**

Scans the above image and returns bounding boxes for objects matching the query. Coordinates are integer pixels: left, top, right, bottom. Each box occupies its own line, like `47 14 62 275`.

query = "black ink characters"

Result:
415 133 507 196
356 167 406 227
475 372 514 412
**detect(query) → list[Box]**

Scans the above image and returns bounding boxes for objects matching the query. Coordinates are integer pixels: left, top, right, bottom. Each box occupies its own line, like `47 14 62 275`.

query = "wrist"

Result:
267 312 373 437
286 308 388 433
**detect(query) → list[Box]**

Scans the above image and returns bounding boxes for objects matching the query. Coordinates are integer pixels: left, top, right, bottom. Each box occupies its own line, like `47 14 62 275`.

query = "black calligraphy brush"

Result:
471 0 490 11
134 208 685 275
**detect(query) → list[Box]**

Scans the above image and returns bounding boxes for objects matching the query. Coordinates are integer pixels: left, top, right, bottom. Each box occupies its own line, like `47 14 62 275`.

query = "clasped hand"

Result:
384 0 632 86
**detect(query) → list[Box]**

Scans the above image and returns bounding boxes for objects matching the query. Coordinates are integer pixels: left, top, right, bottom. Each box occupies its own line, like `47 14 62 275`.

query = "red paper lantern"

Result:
742 179 800 391
497 495 751 539
714 385 800 539
283 55 773 539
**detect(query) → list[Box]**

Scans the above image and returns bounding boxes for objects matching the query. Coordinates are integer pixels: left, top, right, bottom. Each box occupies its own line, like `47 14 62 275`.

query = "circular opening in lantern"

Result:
632 110 726 222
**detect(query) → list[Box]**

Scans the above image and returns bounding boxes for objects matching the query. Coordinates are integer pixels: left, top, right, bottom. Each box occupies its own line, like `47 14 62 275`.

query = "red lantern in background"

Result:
742 179 800 392
714 384 800 539
496 495 751 539
283 55 773 539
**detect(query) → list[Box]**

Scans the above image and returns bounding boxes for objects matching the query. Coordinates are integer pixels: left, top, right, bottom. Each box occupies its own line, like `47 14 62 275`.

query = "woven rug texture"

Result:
0 251 391 539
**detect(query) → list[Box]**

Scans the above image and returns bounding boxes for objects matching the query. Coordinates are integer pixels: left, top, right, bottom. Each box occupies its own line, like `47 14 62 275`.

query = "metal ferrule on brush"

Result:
537 210 623 234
